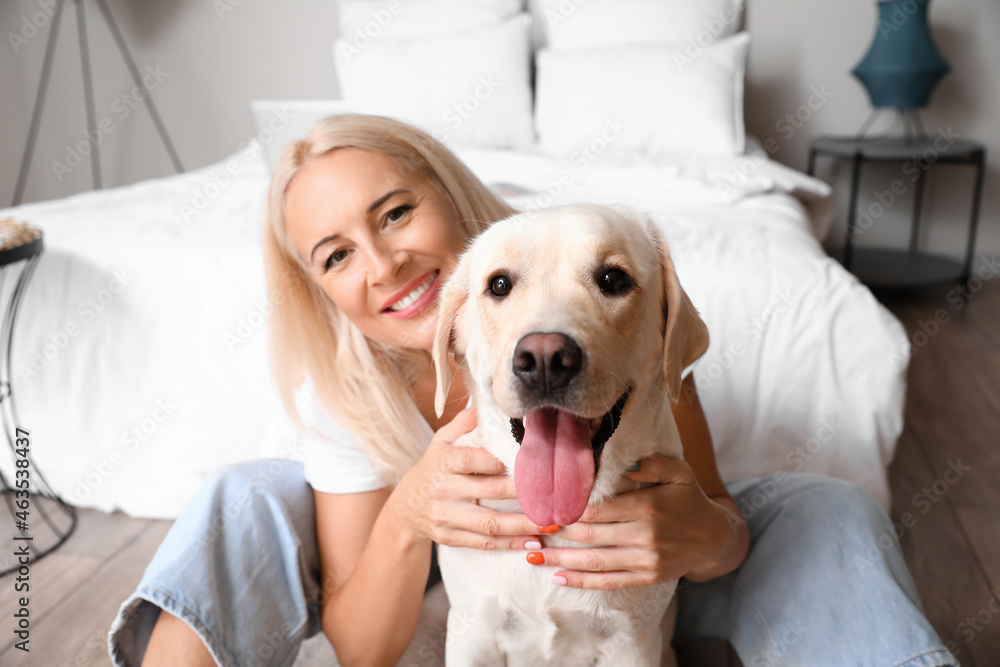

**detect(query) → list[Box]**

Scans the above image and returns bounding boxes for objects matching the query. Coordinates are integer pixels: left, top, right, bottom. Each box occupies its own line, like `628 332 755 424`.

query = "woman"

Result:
109 114 956 667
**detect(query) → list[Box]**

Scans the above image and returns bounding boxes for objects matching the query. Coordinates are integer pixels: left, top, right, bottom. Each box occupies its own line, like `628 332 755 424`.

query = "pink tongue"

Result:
514 408 595 526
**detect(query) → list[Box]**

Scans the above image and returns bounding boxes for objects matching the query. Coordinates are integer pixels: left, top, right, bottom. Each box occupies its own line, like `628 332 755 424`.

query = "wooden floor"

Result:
875 278 1000 667
2 280 998 666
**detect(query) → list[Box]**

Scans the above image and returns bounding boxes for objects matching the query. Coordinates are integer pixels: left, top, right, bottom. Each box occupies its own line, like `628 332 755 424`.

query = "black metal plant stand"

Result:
12 0 184 207
0 228 77 577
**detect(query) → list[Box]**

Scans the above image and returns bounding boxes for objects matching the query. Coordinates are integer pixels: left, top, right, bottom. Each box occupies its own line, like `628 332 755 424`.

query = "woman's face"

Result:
284 147 469 352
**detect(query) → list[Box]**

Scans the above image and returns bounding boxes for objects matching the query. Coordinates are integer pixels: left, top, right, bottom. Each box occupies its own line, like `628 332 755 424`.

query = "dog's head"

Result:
432 204 709 526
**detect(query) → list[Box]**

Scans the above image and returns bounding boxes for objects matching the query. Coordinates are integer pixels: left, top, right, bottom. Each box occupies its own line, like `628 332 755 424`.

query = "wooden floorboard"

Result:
889 427 987 667
956 506 1000 590
880 280 1000 667
1 280 996 666
950 504 1000 664
0 551 104 636
57 505 153 558
0 515 173 666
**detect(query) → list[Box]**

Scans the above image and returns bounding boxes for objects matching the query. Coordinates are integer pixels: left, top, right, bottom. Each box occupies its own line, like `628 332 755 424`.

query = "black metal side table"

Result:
0 219 76 577
807 135 986 294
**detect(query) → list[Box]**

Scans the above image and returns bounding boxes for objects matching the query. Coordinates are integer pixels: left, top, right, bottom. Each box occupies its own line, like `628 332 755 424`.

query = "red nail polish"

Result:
539 525 560 534
526 552 545 565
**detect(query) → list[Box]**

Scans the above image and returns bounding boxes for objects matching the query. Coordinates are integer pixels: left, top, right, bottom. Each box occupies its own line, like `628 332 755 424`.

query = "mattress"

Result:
0 140 908 517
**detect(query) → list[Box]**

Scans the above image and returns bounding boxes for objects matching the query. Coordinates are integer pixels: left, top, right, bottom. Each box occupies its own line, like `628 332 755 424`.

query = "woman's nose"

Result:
365 243 406 285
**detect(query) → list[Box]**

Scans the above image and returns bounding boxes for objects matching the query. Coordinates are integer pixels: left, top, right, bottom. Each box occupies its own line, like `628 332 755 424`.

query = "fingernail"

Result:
539 525 560 534
551 575 568 586
527 552 545 565
626 461 641 472
525 540 542 550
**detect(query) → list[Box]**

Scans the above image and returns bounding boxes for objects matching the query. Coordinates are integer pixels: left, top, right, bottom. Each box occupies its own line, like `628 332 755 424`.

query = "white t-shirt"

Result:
295 376 472 494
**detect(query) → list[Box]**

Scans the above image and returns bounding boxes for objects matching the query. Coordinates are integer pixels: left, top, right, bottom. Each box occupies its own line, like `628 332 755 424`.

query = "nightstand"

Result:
0 219 77 577
807 135 986 296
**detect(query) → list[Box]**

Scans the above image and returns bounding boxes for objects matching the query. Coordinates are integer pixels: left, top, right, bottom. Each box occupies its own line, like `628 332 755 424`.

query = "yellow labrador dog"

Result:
431 203 709 666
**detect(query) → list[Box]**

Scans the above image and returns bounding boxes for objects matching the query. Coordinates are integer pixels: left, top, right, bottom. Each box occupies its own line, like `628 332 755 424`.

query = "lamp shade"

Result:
852 0 950 109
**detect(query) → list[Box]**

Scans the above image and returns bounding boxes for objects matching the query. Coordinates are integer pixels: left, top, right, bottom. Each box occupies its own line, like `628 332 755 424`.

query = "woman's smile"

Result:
382 269 441 319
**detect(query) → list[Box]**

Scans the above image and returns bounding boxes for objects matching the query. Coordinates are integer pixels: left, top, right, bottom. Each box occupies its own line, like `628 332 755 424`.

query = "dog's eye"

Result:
489 275 512 297
598 268 634 296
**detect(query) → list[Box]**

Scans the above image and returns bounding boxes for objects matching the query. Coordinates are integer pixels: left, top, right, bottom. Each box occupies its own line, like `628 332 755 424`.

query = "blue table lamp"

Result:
852 0 950 139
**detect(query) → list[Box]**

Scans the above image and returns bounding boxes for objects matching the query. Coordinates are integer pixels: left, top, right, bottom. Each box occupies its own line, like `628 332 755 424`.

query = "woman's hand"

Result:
527 454 744 590
390 407 544 551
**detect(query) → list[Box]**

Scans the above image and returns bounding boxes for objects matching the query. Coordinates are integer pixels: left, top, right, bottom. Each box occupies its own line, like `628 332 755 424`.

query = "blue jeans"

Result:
107 459 957 667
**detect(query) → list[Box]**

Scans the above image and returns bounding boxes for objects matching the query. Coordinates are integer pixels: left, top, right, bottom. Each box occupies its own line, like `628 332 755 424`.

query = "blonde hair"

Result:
264 114 517 485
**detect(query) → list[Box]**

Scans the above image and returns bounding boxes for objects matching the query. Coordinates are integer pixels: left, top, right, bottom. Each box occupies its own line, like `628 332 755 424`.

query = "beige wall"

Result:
1 0 340 204
3 0 997 258
745 0 1000 264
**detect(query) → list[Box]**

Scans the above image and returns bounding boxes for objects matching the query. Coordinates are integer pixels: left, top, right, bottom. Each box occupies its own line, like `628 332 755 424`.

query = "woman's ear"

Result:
655 228 710 402
432 250 474 418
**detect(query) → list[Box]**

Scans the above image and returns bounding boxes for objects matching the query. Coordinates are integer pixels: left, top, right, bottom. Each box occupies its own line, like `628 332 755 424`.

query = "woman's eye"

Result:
598 268 634 296
386 205 412 224
324 249 348 271
489 274 512 297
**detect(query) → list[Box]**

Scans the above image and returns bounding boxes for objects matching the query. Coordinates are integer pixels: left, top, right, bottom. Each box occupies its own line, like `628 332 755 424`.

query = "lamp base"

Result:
856 108 928 143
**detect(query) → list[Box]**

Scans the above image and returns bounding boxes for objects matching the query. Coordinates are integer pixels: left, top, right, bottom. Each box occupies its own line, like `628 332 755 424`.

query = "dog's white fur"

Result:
431 204 709 666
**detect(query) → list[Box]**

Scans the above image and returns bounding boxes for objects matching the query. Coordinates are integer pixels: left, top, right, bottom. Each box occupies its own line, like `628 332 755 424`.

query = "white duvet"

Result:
0 140 908 518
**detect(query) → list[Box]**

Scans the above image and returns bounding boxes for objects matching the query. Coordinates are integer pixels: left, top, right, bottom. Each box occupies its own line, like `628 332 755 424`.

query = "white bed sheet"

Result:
0 141 908 518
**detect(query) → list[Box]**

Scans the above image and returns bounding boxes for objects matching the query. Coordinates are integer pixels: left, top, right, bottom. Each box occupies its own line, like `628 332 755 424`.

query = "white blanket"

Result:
0 141 907 518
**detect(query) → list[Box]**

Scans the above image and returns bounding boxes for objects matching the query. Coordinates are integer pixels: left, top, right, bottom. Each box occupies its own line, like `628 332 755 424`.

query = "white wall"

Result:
2 0 998 259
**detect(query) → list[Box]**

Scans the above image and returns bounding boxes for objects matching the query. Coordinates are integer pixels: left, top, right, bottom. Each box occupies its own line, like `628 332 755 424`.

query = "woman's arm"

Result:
669 372 749 581
316 486 430 667
316 408 541 667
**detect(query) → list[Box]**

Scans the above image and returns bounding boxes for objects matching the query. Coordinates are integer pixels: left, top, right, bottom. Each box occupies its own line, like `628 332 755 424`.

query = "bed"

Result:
0 0 909 519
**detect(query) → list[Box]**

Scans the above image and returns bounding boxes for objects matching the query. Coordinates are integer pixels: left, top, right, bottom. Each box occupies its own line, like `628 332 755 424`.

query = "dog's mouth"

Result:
509 388 630 527
509 389 631 471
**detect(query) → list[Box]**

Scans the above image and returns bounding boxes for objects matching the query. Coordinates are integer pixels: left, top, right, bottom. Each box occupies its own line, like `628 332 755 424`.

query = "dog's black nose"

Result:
513 333 583 393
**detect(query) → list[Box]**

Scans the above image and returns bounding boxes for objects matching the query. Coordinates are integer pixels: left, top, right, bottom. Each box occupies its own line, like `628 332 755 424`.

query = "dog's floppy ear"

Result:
654 228 710 402
432 249 474 419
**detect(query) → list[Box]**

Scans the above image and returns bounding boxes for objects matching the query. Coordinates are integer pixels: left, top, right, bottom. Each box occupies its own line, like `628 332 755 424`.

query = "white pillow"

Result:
338 0 523 42
529 0 743 51
333 13 535 149
534 32 750 158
